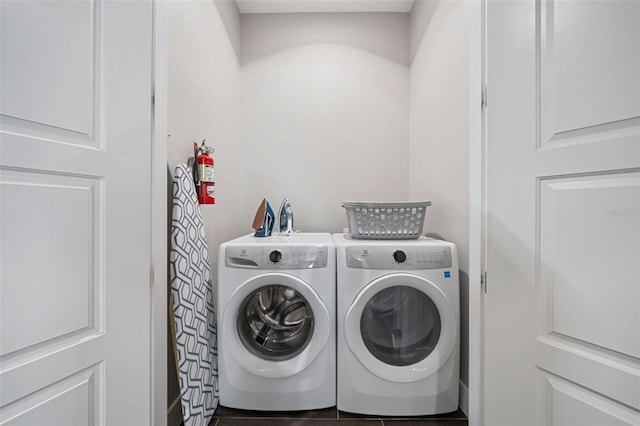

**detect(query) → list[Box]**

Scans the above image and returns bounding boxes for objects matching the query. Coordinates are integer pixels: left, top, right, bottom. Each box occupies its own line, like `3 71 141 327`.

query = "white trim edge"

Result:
151 0 168 425
468 0 484 425
459 380 470 417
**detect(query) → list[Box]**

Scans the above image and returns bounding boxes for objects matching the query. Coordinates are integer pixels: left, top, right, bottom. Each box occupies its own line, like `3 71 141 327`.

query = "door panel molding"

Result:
538 368 640 425
537 0 640 149
0 363 104 425
536 171 640 359
0 168 104 363
0 0 105 148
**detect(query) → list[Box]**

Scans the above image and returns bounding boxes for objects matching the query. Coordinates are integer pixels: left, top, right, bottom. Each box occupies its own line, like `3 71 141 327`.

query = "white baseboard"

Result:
167 395 183 426
459 380 469 417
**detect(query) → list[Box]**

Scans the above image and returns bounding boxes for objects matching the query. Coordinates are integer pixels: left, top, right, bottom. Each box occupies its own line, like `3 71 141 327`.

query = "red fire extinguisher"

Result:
194 140 215 204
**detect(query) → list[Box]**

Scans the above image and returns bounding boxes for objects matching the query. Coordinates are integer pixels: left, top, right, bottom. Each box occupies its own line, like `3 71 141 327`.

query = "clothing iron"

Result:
252 198 275 237
277 197 294 235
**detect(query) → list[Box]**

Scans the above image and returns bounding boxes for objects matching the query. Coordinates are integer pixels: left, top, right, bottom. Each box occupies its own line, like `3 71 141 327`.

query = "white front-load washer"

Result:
333 233 460 416
217 233 335 411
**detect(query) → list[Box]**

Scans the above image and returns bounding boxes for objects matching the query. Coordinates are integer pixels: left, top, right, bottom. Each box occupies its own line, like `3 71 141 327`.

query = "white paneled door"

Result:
0 1 153 425
484 0 640 426
485 0 640 425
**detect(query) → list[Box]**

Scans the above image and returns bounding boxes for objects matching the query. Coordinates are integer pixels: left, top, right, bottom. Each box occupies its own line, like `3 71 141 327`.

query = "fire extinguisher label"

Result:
198 183 215 204
198 165 215 182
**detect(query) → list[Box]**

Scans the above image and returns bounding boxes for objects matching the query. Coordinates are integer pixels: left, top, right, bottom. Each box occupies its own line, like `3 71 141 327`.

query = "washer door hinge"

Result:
481 271 487 293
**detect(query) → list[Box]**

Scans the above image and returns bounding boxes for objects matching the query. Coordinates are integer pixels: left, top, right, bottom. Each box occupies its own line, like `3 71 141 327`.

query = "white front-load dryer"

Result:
333 233 459 416
217 233 335 411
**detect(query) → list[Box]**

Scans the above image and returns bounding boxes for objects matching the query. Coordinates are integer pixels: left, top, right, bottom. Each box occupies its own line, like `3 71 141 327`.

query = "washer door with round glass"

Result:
223 272 330 378
345 273 456 383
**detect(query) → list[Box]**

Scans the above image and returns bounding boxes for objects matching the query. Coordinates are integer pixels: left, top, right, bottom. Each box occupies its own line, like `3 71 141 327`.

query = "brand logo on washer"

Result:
362 249 369 256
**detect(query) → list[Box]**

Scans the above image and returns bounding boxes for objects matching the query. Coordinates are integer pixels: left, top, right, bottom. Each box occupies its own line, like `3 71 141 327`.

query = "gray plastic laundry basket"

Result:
342 201 431 240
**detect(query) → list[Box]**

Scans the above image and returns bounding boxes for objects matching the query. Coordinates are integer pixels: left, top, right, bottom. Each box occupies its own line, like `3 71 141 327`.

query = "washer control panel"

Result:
346 245 451 270
226 245 328 269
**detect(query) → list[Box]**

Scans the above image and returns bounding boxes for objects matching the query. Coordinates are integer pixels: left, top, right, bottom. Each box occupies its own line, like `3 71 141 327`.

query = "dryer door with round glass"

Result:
345 273 456 383
223 273 330 379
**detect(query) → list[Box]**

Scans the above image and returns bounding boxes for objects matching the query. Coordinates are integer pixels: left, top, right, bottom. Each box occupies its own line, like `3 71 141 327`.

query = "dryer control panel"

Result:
226 245 328 269
346 245 451 270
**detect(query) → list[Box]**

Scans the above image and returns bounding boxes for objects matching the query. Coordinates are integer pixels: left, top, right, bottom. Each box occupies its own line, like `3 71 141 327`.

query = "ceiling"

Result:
235 0 416 14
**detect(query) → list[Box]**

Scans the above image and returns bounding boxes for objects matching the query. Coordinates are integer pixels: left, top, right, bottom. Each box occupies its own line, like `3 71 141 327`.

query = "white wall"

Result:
240 13 410 233
214 0 242 57
167 1 242 423
168 0 243 265
169 9 410 249
409 0 472 404
242 13 410 66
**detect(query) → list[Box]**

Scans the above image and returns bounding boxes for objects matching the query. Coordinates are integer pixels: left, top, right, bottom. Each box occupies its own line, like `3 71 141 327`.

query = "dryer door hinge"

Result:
481 271 487 293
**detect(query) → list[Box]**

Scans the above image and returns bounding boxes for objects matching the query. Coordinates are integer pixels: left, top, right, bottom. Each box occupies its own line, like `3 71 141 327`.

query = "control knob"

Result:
269 250 282 263
393 250 407 263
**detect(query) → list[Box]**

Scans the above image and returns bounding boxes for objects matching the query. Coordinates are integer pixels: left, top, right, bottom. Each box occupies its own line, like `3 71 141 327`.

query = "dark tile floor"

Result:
209 406 468 426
